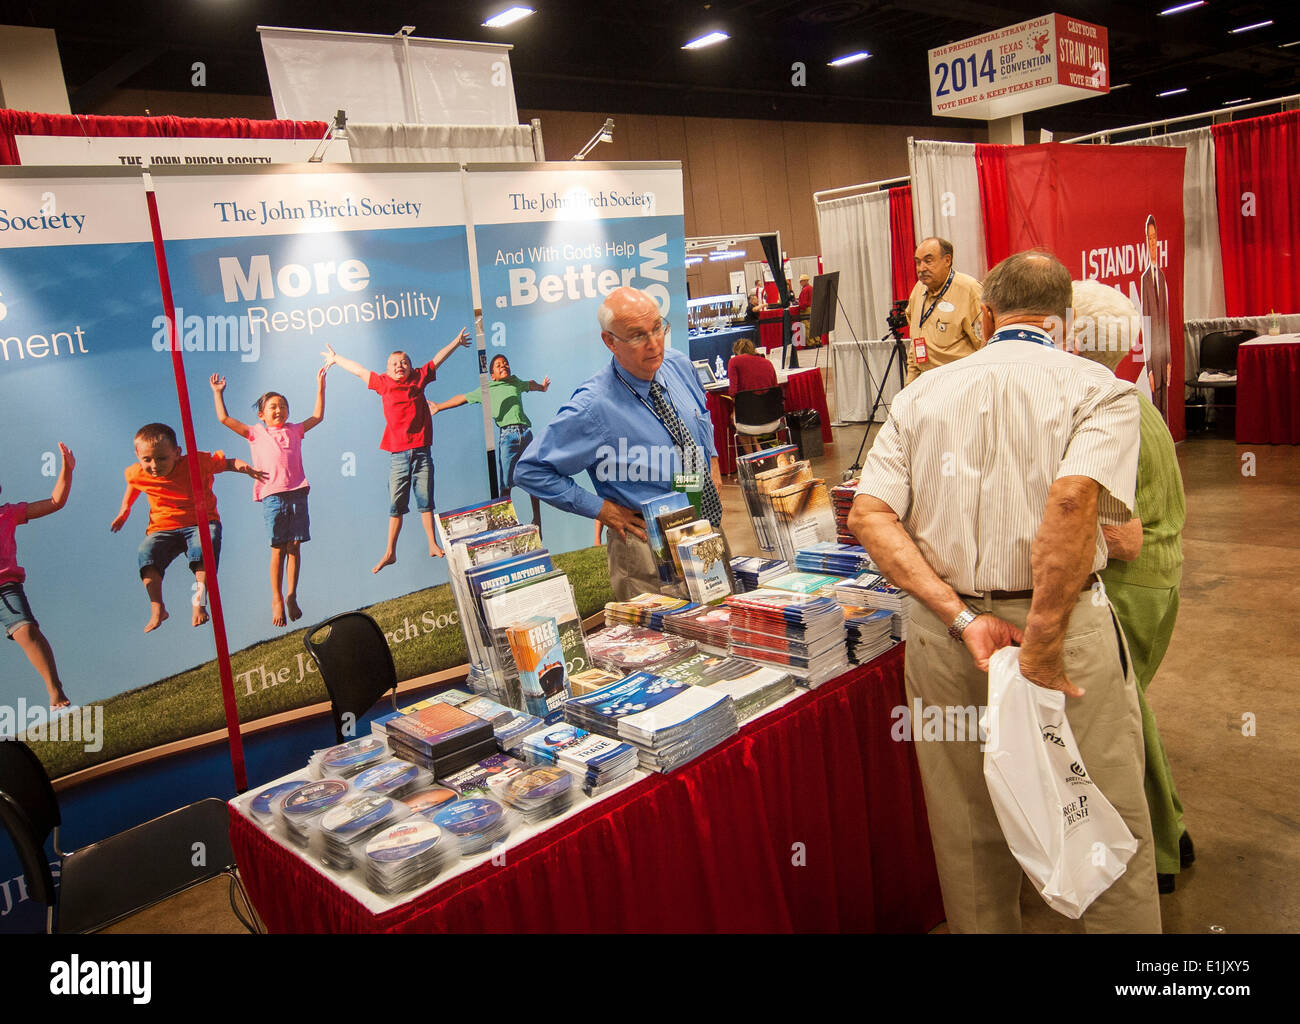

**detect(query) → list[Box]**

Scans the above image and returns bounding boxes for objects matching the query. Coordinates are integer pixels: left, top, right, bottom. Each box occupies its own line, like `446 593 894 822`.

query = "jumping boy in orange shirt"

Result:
110 422 263 632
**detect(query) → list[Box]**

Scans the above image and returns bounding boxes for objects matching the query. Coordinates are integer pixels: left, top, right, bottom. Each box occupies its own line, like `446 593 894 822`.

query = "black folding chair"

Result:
1187 329 1254 432
729 386 789 469
303 612 399 743
0 740 258 933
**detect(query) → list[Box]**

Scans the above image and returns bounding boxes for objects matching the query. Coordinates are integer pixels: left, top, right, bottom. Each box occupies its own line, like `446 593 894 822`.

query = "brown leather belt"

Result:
960 577 1096 602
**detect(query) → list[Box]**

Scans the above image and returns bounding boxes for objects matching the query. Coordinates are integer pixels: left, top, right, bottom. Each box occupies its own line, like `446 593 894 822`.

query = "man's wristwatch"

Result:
947 606 981 641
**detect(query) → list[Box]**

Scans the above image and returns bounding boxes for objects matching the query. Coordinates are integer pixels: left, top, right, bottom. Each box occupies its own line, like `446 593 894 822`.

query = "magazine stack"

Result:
724 589 849 687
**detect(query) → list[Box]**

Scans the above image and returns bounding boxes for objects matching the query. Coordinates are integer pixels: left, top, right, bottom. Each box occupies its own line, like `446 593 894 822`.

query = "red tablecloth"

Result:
1236 338 1300 443
228 645 945 933
709 368 833 475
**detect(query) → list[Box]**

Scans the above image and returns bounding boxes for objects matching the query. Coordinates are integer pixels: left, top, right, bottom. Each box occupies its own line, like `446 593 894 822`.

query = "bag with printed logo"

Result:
979 646 1138 918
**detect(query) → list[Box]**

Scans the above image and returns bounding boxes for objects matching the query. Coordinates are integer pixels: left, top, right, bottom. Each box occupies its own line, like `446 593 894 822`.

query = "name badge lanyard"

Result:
988 326 1055 348
913 270 954 365
611 362 703 469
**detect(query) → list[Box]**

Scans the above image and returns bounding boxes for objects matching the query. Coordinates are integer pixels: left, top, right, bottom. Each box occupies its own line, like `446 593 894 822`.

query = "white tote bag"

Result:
980 646 1139 918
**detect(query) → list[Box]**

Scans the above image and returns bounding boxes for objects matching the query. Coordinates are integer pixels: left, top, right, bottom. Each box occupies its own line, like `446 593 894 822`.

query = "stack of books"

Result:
654 650 796 723
661 603 731 652
520 722 640 795
604 592 697 631
794 541 876 578
456 695 543 754
841 606 896 664
834 571 906 613
831 480 859 544
677 529 736 605
643 491 695 583
564 672 738 773
386 703 498 776
765 570 843 596
586 623 697 675
729 556 790 593
724 589 849 688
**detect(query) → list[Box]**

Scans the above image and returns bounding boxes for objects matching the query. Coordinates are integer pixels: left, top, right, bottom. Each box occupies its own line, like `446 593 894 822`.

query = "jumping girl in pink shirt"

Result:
210 368 326 626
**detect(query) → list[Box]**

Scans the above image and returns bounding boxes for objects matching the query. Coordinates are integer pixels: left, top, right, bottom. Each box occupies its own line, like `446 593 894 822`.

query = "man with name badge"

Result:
515 287 723 601
904 236 985 386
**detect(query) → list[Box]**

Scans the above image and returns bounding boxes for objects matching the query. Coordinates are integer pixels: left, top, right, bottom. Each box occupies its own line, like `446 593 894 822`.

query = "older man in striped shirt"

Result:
849 250 1160 933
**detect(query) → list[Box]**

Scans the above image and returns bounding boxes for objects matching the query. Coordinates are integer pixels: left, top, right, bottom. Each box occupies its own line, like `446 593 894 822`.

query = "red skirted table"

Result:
709 367 834 474
228 645 945 933
1236 335 1300 444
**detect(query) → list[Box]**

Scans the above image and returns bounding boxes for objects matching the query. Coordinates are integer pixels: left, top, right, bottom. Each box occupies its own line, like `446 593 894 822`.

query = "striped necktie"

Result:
648 380 723 528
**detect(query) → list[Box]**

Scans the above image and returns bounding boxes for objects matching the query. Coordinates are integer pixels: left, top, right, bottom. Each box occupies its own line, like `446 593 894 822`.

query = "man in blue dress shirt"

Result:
515 287 723 600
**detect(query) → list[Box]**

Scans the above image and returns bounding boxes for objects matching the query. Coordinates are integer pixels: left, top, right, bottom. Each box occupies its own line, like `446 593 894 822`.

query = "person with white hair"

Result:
1068 277 1192 895
514 287 723 601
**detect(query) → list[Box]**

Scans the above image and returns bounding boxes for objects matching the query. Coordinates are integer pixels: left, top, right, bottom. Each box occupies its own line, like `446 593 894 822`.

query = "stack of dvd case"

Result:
729 556 790 592
371 689 474 737
604 592 697 630
834 570 906 613
564 671 738 772
312 736 391 780
319 793 411 870
660 603 731 652
724 589 849 687
386 703 498 775
497 765 576 824
275 779 354 848
794 541 877 577
429 797 514 856
352 759 431 799
654 650 797 723
831 479 859 544
248 778 312 827
363 818 451 895
401 787 461 818
586 623 697 674
841 606 896 664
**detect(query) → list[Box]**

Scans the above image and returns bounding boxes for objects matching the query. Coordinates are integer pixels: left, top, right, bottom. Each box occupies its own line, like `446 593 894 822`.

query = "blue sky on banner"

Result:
466 167 687 556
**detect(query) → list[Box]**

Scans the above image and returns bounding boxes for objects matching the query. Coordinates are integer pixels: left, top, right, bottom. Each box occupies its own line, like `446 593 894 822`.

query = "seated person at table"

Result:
727 338 780 454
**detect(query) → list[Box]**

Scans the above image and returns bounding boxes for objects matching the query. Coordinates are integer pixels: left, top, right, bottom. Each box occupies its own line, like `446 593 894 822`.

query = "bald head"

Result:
599 286 668 381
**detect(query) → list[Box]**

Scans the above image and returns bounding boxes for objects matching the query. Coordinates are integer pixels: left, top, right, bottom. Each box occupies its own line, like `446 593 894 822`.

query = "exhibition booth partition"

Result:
816 109 1300 445
0 151 711 930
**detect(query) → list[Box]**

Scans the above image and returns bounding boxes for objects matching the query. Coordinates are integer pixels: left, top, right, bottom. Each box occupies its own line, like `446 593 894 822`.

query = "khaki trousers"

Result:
604 528 686 602
904 592 1161 933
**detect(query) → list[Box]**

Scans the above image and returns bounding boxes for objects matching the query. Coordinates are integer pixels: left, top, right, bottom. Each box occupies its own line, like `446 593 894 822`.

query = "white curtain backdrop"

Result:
1125 127 1226 321
815 189 892 346
346 123 537 163
908 139 988 279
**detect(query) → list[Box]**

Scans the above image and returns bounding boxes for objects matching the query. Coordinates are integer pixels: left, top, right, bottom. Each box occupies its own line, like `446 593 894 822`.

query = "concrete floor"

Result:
105 378 1300 933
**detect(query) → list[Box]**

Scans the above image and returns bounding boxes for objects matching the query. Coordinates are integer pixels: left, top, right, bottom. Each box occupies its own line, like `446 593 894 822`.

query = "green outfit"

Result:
1100 396 1187 876
465 375 532 428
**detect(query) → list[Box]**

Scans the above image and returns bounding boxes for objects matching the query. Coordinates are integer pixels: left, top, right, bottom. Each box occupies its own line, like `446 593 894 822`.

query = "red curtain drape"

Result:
888 185 916 307
229 646 947 933
1212 110 1300 317
0 109 330 165
974 143 1011 269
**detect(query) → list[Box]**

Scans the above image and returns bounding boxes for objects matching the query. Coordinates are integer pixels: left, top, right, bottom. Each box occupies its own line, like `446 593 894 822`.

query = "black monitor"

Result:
809 272 839 338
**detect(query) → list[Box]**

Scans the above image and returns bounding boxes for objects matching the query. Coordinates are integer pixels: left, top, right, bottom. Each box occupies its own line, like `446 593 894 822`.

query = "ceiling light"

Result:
1280 40 1300 47
1223 97 1253 105
683 31 729 49
685 256 704 266
708 250 745 261
1158 87 1188 97
1230 20 1273 34
1110 83 1131 90
483 6 534 28
829 51 871 67
1159 1 1206 14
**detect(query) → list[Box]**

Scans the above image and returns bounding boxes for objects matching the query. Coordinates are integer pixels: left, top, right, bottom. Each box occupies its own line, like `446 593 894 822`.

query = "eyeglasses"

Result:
607 319 670 347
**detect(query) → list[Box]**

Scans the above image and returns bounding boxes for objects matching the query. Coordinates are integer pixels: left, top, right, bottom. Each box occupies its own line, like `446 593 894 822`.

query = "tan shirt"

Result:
857 333 1139 595
904 270 984 385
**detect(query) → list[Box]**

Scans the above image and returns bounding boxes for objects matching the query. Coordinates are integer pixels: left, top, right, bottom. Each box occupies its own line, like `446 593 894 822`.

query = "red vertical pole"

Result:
143 181 248 793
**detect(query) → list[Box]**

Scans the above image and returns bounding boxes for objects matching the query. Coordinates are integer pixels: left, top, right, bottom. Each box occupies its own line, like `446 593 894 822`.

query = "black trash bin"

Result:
1185 396 1206 433
787 409 824 460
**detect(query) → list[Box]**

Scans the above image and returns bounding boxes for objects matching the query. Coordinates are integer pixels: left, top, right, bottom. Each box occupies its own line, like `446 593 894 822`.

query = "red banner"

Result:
994 142 1187 439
